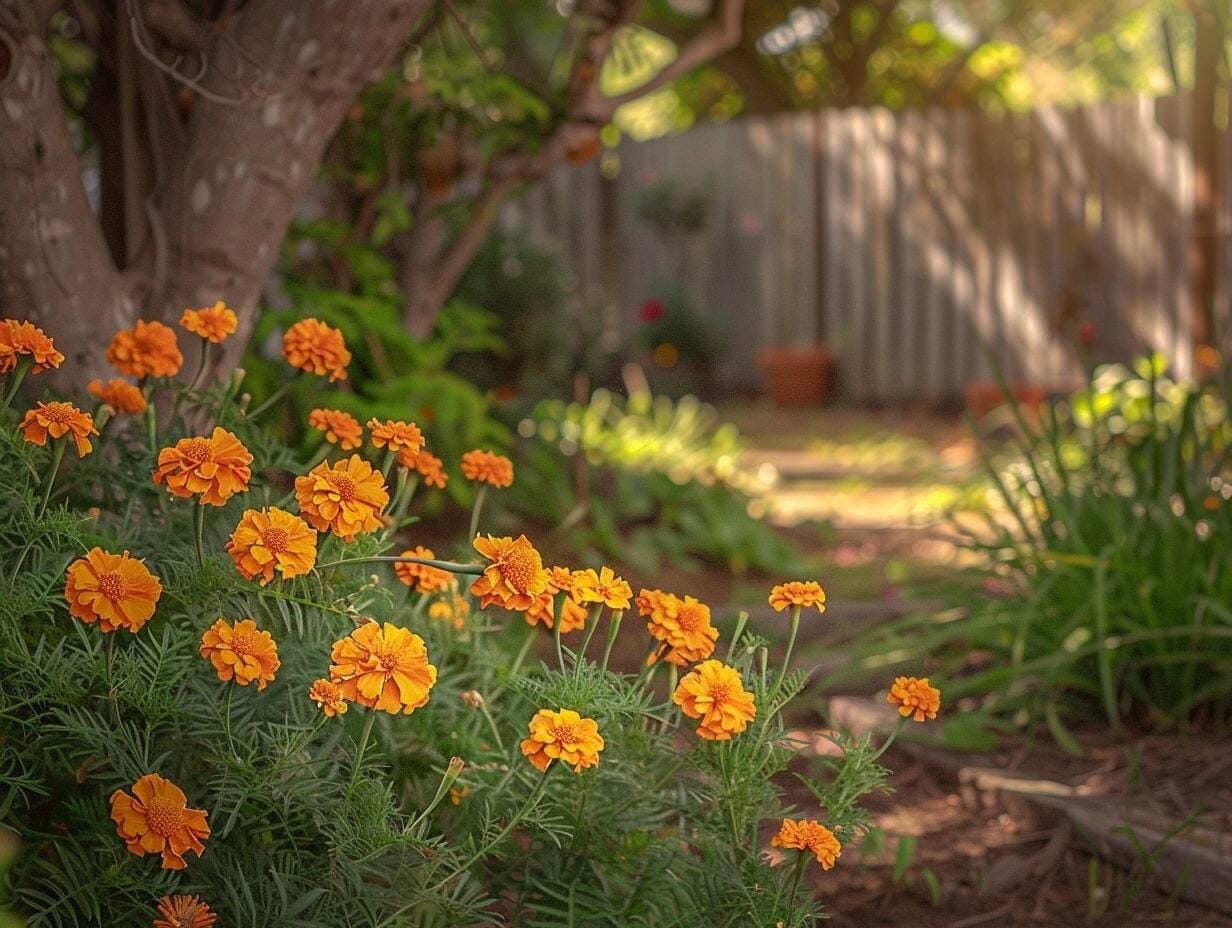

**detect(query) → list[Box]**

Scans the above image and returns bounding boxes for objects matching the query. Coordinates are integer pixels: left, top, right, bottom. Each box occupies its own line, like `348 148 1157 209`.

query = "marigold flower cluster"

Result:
1 318 64 373
329 622 437 715
87 378 146 414
470 534 550 611
461 449 513 487
520 708 605 773
394 545 452 593
887 675 942 722
771 819 842 870
107 319 183 379
638 589 719 666
768 580 827 613
282 317 350 381
200 618 281 690
226 507 318 585
109 773 209 870
19 401 98 457
180 302 238 343
308 408 364 449
295 455 389 541
64 548 163 634
153 427 253 506
368 418 424 456
673 659 757 740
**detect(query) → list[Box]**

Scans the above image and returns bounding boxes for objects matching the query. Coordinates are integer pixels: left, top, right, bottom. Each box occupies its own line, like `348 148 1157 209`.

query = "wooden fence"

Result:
504 93 1232 402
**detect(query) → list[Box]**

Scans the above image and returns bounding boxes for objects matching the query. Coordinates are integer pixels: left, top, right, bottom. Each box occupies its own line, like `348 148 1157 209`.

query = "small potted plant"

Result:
757 344 835 408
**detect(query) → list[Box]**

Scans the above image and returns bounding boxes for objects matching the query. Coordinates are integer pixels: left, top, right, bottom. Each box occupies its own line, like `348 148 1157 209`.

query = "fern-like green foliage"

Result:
0 341 892 927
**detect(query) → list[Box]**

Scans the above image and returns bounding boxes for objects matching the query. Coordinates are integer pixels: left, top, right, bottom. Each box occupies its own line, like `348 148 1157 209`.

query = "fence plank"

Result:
507 94 1213 402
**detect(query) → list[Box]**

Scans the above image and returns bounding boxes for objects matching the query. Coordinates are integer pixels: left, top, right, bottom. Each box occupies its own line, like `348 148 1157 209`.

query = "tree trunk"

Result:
1 0 435 390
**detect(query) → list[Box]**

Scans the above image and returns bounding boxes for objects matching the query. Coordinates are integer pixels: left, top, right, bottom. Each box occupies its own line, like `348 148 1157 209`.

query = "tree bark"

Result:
1 0 435 389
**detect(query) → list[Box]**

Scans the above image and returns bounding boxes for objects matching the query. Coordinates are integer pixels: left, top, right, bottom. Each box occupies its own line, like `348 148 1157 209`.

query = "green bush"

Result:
0 316 923 927
510 389 806 575
843 356 1232 740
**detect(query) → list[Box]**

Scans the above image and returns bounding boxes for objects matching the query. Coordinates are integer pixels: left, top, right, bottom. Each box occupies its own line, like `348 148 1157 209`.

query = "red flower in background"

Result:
639 299 666 323
1078 322 1095 347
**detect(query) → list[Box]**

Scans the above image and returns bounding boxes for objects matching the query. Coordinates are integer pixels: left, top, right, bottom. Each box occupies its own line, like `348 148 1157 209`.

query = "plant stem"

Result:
2 357 33 408
786 852 808 915
246 380 292 421
350 710 378 791
574 603 604 676
314 554 484 575
36 441 67 519
553 594 565 672
193 504 206 567
508 625 538 679
772 605 802 697
600 610 624 673
467 485 488 541
871 715 909 761
188 340 212 392
726 610 749 661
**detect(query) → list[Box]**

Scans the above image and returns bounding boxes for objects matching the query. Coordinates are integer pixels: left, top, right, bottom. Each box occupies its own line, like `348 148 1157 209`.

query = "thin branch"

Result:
440 0 496 72
581 0 744 120
427 174 519 308
128 13 244 105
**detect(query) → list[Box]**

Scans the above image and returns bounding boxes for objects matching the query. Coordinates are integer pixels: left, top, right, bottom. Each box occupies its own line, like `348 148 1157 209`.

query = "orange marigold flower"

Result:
887 675 941 722
107 319 183 379
308 678 348 717
87 378 146 414
179 301 237 343
19 401 98 457
308 408 363 450
470 534 550 611
109 773 209 870
65 548 162 634
771 819 842 870
768 580 827 613
394 545 452 593
449 786 471 805
153 427 252 506
199 618 280 690
0 319 64 374
573 566 632 611
460 449 514 488
402 448 447 488
644 591 719 667
329 622 437 715
523 587 590 632
673 659 757 741
429 598 467 630
225 507 317 585
368 418 424 456
282 317 350 381
153 894 217 928
294 455 389 541
520 708 605 773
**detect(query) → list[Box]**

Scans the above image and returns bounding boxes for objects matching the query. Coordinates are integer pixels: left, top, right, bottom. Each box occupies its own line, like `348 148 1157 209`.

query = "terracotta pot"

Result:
963 380 1046 421
758 346 835 408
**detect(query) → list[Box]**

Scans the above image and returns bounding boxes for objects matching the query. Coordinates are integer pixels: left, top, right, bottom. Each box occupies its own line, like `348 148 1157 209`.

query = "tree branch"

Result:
579 0 744 121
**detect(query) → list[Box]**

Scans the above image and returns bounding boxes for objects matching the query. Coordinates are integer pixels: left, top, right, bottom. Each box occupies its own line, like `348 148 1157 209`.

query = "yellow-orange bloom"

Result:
394 545 451 593
643 590 719 667
19 401 98 457
461 449 514 488
87 378 146 414
109 773 209 870
282 317 350 381
368 418 424 456
153 894 217 928
520 708 604 773
470 534 550 611
673 659 757 740
179 302 237 343
523 586 588 632
449 786 470 805
294 455 389 541
573 566 632 611
0 319 64 374
199 618 280 690
153 428 252 506
771 819 842 870
308 678 348 717
429 597 468 630
107 319 183 379
225 507 317 585
887 676 941 722
402 448 448 488
64 548 162 634
769 580 827 613
308 408 363 450
329 622 437 715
